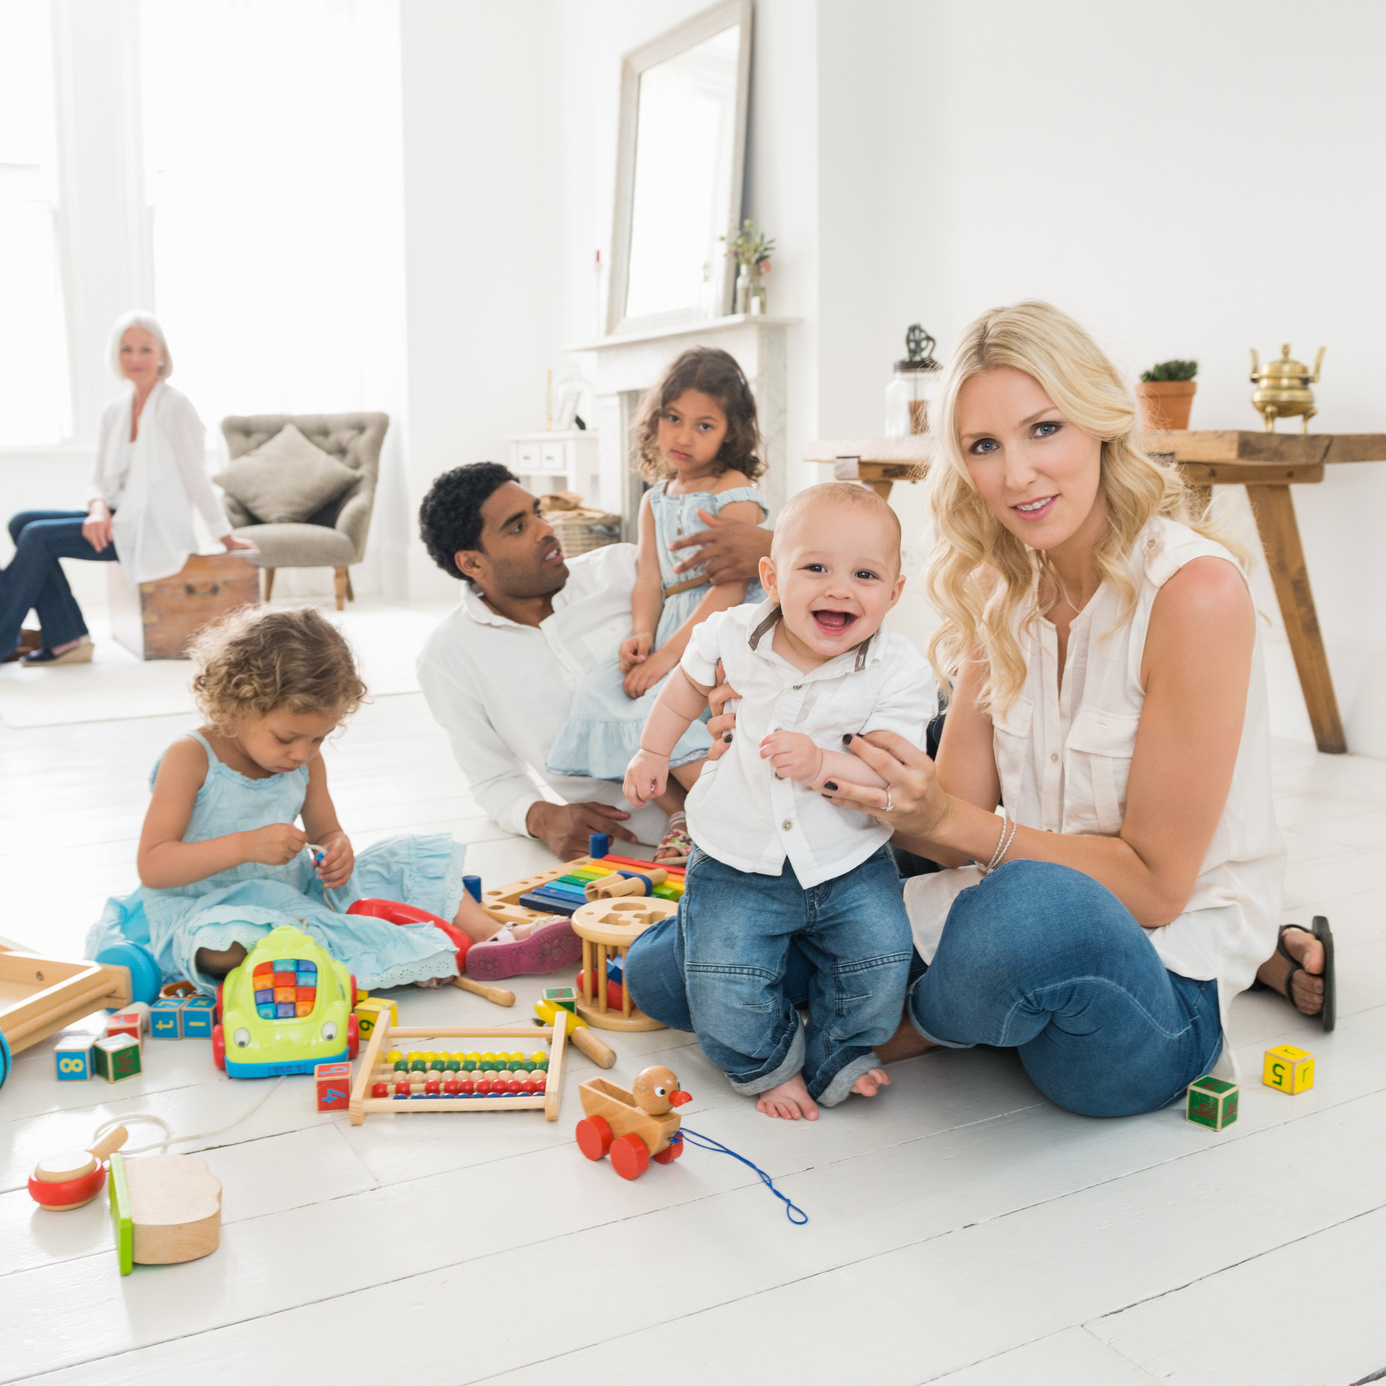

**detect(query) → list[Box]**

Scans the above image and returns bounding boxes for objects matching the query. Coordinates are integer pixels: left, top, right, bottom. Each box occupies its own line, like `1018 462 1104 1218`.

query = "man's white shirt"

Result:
417 543 666 844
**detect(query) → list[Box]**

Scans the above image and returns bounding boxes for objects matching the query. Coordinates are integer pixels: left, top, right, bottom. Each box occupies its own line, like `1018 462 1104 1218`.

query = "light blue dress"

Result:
546 480 767 780
86 731 464 994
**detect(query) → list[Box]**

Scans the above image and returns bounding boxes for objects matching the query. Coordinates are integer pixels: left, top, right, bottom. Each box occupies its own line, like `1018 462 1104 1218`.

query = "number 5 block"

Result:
1263 1044 1314 1095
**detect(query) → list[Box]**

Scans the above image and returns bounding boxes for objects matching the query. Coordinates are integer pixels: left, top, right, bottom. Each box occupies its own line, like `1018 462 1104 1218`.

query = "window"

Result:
0 0 71 445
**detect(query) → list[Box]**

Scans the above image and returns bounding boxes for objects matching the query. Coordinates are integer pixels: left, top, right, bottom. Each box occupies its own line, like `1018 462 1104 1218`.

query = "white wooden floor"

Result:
2 672 1384 1385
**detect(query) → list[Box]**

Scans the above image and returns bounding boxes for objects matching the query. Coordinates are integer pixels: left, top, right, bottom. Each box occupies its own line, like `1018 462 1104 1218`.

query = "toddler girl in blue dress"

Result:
88 605 511 993
546 347 768 861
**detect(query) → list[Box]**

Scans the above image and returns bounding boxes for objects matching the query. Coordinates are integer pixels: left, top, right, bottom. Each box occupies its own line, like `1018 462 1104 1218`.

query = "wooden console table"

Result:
808 431 1386 755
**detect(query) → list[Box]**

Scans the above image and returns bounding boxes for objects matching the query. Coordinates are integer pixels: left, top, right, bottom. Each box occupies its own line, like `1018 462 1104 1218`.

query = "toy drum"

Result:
569 898 675 1032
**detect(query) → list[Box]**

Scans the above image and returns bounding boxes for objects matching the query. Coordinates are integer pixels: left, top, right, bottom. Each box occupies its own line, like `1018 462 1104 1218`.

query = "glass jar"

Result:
884 325 941 436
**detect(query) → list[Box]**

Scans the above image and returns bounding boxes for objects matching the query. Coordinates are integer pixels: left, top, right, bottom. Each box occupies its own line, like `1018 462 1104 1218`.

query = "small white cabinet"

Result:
508 430 602 504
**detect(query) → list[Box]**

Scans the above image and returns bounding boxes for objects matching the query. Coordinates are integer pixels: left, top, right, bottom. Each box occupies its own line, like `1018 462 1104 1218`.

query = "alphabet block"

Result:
353 996 397 1041
543 986 577 1013
54 1037 94 1081
315 1061 353 1111
149 997 187 1039
94 1033 143 1083
180 996 216 1038
105 1011 143 1041
1186 1075 1238 1130
1263 1044 1314 1095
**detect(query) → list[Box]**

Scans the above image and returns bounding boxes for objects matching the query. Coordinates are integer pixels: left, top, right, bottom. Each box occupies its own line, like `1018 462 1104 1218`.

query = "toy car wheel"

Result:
575 1115 614 1161
349 973 358 1007
652 1137 683 1164
347 1013 359 1059
211 1024 226 1071
610 1132 650 1181
215 980 224 1025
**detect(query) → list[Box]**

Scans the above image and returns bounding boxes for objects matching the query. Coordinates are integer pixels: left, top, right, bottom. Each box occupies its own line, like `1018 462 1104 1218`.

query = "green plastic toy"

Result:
212 924 358 1078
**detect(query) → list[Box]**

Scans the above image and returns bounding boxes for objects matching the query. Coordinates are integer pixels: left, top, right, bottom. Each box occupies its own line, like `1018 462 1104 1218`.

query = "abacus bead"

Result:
395 1080 411 1095
442 1079 460 1095
466 1051 480 1062
505 1079 522 1094
531 1051 547 1064
459 1078 475 1094
410 1059 427 1072
394 1059 408 1071
372 1082 389 1097
537 1060 549 1072
430 1059 446 1072
386 1050 402 1063
509 1051 524 1064
445 1059 461 1071
521 1060 536 1072
462 1060 477 1071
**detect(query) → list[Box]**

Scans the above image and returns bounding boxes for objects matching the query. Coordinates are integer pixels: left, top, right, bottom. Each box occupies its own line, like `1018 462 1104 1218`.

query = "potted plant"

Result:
1136 359 1198 430
725 219 775 314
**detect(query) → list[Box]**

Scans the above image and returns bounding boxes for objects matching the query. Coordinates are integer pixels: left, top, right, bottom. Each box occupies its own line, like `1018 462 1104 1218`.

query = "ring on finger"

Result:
884 791 893 812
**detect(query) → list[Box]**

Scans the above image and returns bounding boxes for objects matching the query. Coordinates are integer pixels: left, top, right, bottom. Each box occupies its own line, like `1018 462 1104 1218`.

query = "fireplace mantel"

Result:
568 314 798 525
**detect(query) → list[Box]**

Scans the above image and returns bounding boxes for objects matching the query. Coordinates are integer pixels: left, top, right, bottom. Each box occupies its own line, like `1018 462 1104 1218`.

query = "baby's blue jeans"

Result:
627 858 1222 1117
677 845 913 1107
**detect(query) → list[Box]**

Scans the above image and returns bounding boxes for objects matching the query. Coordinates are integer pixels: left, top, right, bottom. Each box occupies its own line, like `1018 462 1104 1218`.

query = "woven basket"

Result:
538 494 622 556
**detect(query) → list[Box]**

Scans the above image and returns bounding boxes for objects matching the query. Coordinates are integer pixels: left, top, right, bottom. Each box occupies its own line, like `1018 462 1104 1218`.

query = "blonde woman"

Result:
809 300 1291 1115
626 301 1321 1118
0 310 251 664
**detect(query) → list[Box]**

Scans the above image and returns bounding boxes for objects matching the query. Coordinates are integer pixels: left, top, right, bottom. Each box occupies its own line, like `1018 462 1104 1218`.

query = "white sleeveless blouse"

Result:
905 516 1286 1049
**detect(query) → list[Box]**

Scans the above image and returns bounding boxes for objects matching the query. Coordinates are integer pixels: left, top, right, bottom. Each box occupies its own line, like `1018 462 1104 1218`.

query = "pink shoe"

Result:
465 917 583 981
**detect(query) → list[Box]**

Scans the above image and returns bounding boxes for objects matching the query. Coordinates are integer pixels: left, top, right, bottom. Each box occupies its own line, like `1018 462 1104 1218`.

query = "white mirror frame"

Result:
606 0 753 336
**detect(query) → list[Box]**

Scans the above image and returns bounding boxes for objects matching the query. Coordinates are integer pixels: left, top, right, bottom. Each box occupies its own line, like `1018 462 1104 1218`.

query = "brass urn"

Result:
1250 343 1325 432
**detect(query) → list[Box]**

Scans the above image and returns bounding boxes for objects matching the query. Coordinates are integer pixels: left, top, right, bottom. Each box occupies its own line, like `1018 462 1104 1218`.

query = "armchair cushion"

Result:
230 522 356 569
214 423 358 525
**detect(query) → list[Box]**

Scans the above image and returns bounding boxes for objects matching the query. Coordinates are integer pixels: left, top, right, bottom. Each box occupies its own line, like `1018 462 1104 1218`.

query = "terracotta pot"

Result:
1136 380 1197 431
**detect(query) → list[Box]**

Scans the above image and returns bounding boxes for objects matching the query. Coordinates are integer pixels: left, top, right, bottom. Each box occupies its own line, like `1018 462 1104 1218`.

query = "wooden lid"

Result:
570 897 676 947
33 1150 96 1183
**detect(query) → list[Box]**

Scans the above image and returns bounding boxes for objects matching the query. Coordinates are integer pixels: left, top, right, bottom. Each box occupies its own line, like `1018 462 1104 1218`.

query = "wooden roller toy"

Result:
28 1126 129 1210
584 868 668 901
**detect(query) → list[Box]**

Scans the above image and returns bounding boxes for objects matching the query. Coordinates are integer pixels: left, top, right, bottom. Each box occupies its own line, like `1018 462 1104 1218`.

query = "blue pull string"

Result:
673 1127 808 1225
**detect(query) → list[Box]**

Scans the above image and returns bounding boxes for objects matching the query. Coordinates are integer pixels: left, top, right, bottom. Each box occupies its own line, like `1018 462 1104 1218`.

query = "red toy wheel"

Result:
652 1137 683 1164
348 973 358 1007
347 1013 359 1059
211 1024 226 1071
215 980 224 1025
610 1132 650 1181
575 1115 613 1161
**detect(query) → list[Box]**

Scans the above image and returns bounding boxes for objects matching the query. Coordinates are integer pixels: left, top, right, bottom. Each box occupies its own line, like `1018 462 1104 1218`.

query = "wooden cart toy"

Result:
575 1065 691 1180
348 1019 568 1124
0 945 138 1091
569 897 675 1031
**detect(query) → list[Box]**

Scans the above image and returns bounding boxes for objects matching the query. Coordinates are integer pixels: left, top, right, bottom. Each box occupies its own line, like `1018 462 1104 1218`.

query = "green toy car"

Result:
212 924 359 1077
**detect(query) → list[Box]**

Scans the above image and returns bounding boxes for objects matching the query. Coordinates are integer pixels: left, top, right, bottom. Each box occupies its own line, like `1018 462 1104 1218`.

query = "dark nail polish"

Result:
722 732 733 743
842 733 853 744
823 780 838 791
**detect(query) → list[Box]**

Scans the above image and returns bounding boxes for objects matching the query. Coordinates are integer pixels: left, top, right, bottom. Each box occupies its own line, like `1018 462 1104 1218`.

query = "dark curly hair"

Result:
418 462 518 583
190 606 367 732
633 347 764 484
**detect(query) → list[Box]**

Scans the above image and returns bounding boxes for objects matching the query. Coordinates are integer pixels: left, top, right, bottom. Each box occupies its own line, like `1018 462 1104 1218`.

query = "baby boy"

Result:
625 482 935 1119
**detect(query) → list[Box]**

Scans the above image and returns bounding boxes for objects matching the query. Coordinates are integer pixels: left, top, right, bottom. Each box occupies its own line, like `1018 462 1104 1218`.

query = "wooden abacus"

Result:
570 897 676 1032
347 1019 567 1125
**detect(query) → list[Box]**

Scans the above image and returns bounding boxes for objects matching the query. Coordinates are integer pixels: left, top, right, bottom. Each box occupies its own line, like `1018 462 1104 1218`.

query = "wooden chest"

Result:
108 553 260 661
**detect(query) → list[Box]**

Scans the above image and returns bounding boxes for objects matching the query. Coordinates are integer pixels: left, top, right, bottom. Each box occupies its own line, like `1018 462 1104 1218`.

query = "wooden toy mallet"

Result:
584 868 667 901
534 998 616 1068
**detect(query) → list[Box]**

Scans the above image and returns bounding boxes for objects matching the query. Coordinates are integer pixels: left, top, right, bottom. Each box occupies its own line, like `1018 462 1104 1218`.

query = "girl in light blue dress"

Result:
87 606 504 994
547 347 768 862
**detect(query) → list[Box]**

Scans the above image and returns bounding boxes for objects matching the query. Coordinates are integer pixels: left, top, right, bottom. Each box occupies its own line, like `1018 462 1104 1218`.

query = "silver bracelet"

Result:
977 814 1017 877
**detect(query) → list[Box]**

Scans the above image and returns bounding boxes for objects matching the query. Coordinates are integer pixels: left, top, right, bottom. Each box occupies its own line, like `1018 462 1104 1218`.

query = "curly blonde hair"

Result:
926 300 1250 719
190 606 366 732
632 346 765 484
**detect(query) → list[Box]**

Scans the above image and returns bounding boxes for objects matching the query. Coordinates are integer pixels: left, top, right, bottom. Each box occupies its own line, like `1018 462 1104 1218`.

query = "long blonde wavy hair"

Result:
925 300 1249 718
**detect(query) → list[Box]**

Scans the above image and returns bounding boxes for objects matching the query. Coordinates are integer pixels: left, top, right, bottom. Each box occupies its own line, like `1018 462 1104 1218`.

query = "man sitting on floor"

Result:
416 462 770 861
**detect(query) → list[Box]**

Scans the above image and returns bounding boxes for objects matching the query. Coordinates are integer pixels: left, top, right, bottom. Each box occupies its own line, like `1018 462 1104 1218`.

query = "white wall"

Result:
850 0 1386 756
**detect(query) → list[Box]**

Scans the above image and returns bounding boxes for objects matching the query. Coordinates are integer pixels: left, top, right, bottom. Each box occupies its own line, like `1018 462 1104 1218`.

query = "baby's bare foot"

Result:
756 1072 819 1120
507 921 537 941
851 1066 890 1098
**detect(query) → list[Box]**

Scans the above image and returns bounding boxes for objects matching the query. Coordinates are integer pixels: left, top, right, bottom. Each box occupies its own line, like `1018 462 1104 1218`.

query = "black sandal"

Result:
1277 918 1335 1032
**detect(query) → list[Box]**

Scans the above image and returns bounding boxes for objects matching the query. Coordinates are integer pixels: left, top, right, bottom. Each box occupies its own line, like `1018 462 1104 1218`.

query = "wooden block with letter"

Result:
1186 1075 1239 1130
1263 1044 1314 1095
108 552 260 661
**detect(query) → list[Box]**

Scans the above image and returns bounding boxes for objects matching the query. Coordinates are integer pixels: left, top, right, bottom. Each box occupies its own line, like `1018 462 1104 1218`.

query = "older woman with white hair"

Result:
1 310 252 664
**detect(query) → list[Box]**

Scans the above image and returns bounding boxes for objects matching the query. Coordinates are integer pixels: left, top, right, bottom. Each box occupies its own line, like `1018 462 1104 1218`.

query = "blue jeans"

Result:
1 510 117 653
676 845 913 1106
627 858 1222 1118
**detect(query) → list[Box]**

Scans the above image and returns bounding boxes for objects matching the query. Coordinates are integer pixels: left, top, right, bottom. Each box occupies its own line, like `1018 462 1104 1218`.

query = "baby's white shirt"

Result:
679 599 936 888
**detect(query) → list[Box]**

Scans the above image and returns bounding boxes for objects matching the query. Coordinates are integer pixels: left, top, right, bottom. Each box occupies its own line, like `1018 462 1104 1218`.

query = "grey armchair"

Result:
219 412 387 609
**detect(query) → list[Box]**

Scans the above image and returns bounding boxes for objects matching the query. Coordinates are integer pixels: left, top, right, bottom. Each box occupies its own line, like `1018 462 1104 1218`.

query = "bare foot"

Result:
851 1066 891 1097
756 1072 820 1120
1256 927 1324 1017
874 1011 936 1065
